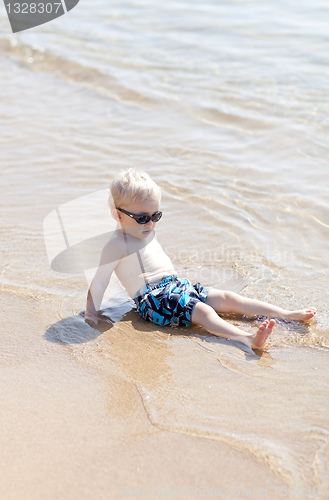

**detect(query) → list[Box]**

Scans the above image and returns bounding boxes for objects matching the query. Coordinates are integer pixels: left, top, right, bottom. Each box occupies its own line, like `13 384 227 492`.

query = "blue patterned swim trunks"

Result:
134 275 211 327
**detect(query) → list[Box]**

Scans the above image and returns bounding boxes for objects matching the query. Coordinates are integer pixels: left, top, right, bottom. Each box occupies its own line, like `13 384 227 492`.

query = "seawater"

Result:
1 0 329 488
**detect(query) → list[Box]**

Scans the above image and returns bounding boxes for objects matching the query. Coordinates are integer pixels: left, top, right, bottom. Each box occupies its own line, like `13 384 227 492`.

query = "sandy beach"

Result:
1 287 293 500
1 272 328 498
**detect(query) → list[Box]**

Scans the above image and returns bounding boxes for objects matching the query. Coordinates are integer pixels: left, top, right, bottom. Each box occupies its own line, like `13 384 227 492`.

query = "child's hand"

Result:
84 311 99 325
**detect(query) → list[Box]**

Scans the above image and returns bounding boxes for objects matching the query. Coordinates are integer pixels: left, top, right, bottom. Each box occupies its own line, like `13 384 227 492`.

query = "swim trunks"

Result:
134 275 211 327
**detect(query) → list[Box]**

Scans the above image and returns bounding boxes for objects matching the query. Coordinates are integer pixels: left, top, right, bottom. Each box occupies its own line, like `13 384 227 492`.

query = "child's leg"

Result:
191 301 275 350
205 290 317 321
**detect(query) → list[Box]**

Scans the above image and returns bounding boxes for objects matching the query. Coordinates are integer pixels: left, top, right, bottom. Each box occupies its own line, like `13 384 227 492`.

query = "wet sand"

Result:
0 288 293 499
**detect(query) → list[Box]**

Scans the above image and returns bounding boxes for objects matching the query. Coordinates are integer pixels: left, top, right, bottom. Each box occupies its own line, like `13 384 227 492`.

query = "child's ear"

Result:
112 208 121 222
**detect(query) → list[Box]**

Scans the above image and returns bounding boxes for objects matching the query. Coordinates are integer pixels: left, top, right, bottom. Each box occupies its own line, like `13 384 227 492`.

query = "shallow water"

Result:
1 0 329 492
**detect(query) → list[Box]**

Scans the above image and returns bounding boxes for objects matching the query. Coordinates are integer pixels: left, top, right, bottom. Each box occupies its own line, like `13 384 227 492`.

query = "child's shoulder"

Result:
100 230 126 263
100 230 157 266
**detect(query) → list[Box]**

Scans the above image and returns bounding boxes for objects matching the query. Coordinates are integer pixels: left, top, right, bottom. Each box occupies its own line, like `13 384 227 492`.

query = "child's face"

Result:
116 198 161 240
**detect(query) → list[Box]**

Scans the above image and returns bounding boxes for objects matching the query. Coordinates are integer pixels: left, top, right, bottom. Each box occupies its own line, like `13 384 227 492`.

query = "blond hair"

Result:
109 169 161 209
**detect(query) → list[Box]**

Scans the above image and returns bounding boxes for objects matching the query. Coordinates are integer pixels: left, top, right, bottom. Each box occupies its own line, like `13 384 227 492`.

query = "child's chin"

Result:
141 230 152 237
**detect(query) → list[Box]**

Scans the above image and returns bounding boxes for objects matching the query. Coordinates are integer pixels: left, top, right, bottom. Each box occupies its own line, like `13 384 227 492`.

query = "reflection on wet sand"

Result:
45 297 328 489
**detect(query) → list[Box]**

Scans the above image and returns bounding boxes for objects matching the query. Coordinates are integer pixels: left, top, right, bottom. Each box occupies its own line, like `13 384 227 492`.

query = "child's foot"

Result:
251 319 276 350
284 308 317 321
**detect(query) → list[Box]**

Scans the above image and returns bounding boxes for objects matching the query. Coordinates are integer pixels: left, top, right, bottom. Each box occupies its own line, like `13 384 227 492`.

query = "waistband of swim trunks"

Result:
135 274 179 299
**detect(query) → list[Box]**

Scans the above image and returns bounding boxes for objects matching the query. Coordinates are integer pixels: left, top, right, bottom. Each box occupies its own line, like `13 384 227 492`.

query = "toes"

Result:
260 319 275 330
305 308 317 319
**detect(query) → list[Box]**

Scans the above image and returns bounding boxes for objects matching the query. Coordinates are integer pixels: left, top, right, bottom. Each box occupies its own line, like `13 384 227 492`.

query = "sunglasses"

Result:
117 207 162 225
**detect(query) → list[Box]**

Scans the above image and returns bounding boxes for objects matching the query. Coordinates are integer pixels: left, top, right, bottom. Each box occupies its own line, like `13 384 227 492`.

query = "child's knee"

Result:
223 291 240 305
191 301 217 325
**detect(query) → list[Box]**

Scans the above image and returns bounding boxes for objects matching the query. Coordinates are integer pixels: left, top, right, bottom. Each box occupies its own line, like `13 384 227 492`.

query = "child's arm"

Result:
85 237 124 325
85 279 111 325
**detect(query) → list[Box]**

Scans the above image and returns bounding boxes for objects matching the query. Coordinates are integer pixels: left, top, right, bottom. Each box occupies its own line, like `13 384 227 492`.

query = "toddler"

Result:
85 169 317 350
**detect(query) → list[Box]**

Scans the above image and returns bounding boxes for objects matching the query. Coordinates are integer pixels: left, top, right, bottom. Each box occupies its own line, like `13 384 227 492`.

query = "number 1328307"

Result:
6 3 62 14
273 485 328 497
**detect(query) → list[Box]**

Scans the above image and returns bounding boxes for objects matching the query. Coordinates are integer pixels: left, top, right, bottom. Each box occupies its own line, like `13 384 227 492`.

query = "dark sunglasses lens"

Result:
137 215 151 224
152 212 162 222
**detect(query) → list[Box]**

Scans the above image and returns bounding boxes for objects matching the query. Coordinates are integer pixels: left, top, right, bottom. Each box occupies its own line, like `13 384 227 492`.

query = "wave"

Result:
0 37 158 107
